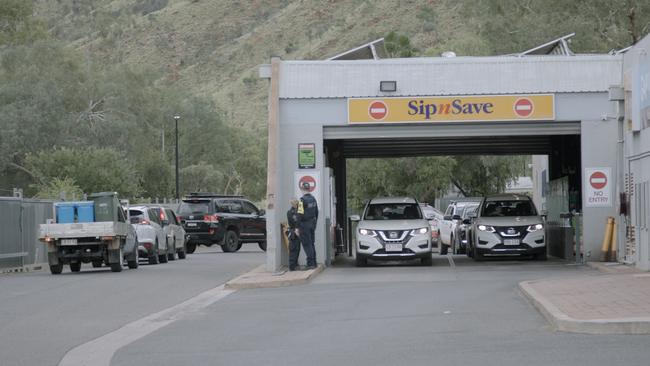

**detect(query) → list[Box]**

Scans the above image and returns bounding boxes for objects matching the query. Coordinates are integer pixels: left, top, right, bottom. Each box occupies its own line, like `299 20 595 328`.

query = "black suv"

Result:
177 193 266 254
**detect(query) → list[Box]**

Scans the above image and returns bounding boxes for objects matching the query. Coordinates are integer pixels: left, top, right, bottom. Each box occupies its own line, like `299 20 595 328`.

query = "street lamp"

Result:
173 115 180 201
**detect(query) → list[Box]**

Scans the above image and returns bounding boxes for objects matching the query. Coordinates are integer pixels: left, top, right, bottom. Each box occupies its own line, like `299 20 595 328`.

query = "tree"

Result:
0 0 46 46
25 147 142 197
34 177 84 201
384 31 418 58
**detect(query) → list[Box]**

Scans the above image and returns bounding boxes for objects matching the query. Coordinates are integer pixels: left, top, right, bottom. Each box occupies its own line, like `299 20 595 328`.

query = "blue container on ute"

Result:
76 201 95 223
55 202 75 224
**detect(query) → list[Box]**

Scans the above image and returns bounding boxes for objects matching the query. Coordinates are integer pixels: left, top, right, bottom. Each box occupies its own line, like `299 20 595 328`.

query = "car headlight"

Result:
358 228 377 237
410 227 429 236
527 224 544 232
477 224 496 233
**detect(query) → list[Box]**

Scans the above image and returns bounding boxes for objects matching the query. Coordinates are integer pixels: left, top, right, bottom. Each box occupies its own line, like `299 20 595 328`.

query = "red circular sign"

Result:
368 101 388 120
298 175 316 192
589 171 608 190
513 98 534 117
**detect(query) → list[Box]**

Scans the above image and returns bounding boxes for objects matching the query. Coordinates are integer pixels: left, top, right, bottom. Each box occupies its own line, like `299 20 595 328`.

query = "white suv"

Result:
468 194 546 260
353 197 432 266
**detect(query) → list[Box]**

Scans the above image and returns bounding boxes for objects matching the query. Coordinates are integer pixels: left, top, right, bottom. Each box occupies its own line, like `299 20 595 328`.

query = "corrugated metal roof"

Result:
278 55 623 99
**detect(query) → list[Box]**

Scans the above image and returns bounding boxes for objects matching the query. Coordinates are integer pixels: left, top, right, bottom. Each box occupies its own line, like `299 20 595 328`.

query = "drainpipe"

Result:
609 86 626 263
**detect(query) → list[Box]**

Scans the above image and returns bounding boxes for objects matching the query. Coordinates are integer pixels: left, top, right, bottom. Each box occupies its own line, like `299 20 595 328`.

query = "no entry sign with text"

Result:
348 94 555 123
584 167 612 207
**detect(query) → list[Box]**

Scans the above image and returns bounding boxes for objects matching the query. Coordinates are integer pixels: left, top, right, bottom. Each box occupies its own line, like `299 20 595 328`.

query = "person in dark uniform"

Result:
297 181 318 269
286 198 301 271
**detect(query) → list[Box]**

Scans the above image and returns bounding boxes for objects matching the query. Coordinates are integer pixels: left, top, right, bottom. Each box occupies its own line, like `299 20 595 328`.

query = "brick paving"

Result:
527 273 650 320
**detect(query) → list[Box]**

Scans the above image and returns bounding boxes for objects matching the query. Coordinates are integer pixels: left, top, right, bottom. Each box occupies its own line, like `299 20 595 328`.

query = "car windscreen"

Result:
480 200 537 217
461 204 480 219
178 201 210 215
129 209 145 224
421 206 435 218
364 203 422 220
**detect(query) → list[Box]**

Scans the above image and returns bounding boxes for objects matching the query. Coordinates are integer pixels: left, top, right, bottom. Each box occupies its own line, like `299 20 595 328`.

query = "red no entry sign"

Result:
298 175 316 192
513 98 534 117
368 101 388 120
589 171 608 190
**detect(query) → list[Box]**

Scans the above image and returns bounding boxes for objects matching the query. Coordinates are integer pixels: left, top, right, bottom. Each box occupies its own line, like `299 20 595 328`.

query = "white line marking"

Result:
370 108 386 113
58 285 235 366
515 105 532 110
590 178 606 183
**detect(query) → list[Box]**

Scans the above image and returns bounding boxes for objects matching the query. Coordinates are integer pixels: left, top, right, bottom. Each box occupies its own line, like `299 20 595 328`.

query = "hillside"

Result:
35 0 647 132
2 0 647 200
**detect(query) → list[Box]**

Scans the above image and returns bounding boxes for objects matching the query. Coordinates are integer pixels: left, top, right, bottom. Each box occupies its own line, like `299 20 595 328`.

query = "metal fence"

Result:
0 196 53 271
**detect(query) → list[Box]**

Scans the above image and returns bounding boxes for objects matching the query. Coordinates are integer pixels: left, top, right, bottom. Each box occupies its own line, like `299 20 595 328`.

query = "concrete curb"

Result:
519 280 650 334
225 264 324 290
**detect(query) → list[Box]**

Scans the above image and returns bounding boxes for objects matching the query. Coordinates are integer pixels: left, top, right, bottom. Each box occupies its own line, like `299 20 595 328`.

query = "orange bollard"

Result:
610 220 617 261
600 217 614 261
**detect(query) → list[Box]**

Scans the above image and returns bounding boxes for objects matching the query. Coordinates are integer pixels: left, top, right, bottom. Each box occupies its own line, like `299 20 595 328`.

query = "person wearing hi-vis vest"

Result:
297 181 318 269
286 198 302 271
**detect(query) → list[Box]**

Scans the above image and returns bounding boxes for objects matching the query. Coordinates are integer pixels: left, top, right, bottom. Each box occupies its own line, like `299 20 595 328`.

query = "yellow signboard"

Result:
348 94 555 123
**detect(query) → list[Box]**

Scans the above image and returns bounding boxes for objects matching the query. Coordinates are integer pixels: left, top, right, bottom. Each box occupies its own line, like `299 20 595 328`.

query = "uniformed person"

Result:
286 198 301 271
297 181 318 269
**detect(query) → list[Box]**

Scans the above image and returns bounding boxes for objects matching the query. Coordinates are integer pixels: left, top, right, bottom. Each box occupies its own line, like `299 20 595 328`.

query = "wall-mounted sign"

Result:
298 143 315 169
294 171 320 206
348 94 555 123
584 167 612 207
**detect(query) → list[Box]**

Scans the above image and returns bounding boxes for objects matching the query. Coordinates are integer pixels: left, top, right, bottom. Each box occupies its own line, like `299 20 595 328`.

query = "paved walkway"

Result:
520 263 650 334
225 264 324 289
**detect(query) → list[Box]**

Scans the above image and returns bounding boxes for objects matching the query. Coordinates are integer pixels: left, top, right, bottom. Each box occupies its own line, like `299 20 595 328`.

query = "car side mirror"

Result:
443 215 452 221
349 215 360 222
258 209 266 216
424 213 434 220
462 219 472 225
161 219 170 226
452 215 461 220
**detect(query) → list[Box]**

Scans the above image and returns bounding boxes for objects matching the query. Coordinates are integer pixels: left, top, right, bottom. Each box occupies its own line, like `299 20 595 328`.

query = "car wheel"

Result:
355 255 367 267
49 264 63 275
178 244 187 259
472 246 484 261
110 249 123 272
70 262 81 272
149 244 159 265
127 248 139 269
258 241 267 251
421 255 433 266
186 242 196 254
91 261 102 268
221 231 239 253
533 252 548 261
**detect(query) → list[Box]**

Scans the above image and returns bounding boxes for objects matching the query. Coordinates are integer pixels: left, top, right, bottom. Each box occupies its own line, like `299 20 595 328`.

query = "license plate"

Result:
61 239 77 246
504 239 520 246
385 243 402 252
186 222 197 227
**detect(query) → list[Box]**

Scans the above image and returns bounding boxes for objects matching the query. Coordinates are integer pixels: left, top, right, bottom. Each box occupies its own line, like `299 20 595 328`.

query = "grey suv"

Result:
353 197 432 266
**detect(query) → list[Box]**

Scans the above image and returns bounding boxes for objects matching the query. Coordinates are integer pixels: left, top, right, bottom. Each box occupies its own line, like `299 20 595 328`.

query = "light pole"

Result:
174 115 180 201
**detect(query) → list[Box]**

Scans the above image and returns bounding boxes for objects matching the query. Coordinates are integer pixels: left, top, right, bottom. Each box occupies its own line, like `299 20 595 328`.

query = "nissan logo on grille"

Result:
507 228 516 235
389 231 398 239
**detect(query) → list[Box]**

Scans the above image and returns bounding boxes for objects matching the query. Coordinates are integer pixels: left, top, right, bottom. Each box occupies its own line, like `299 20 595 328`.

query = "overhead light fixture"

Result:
380 80 397 92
